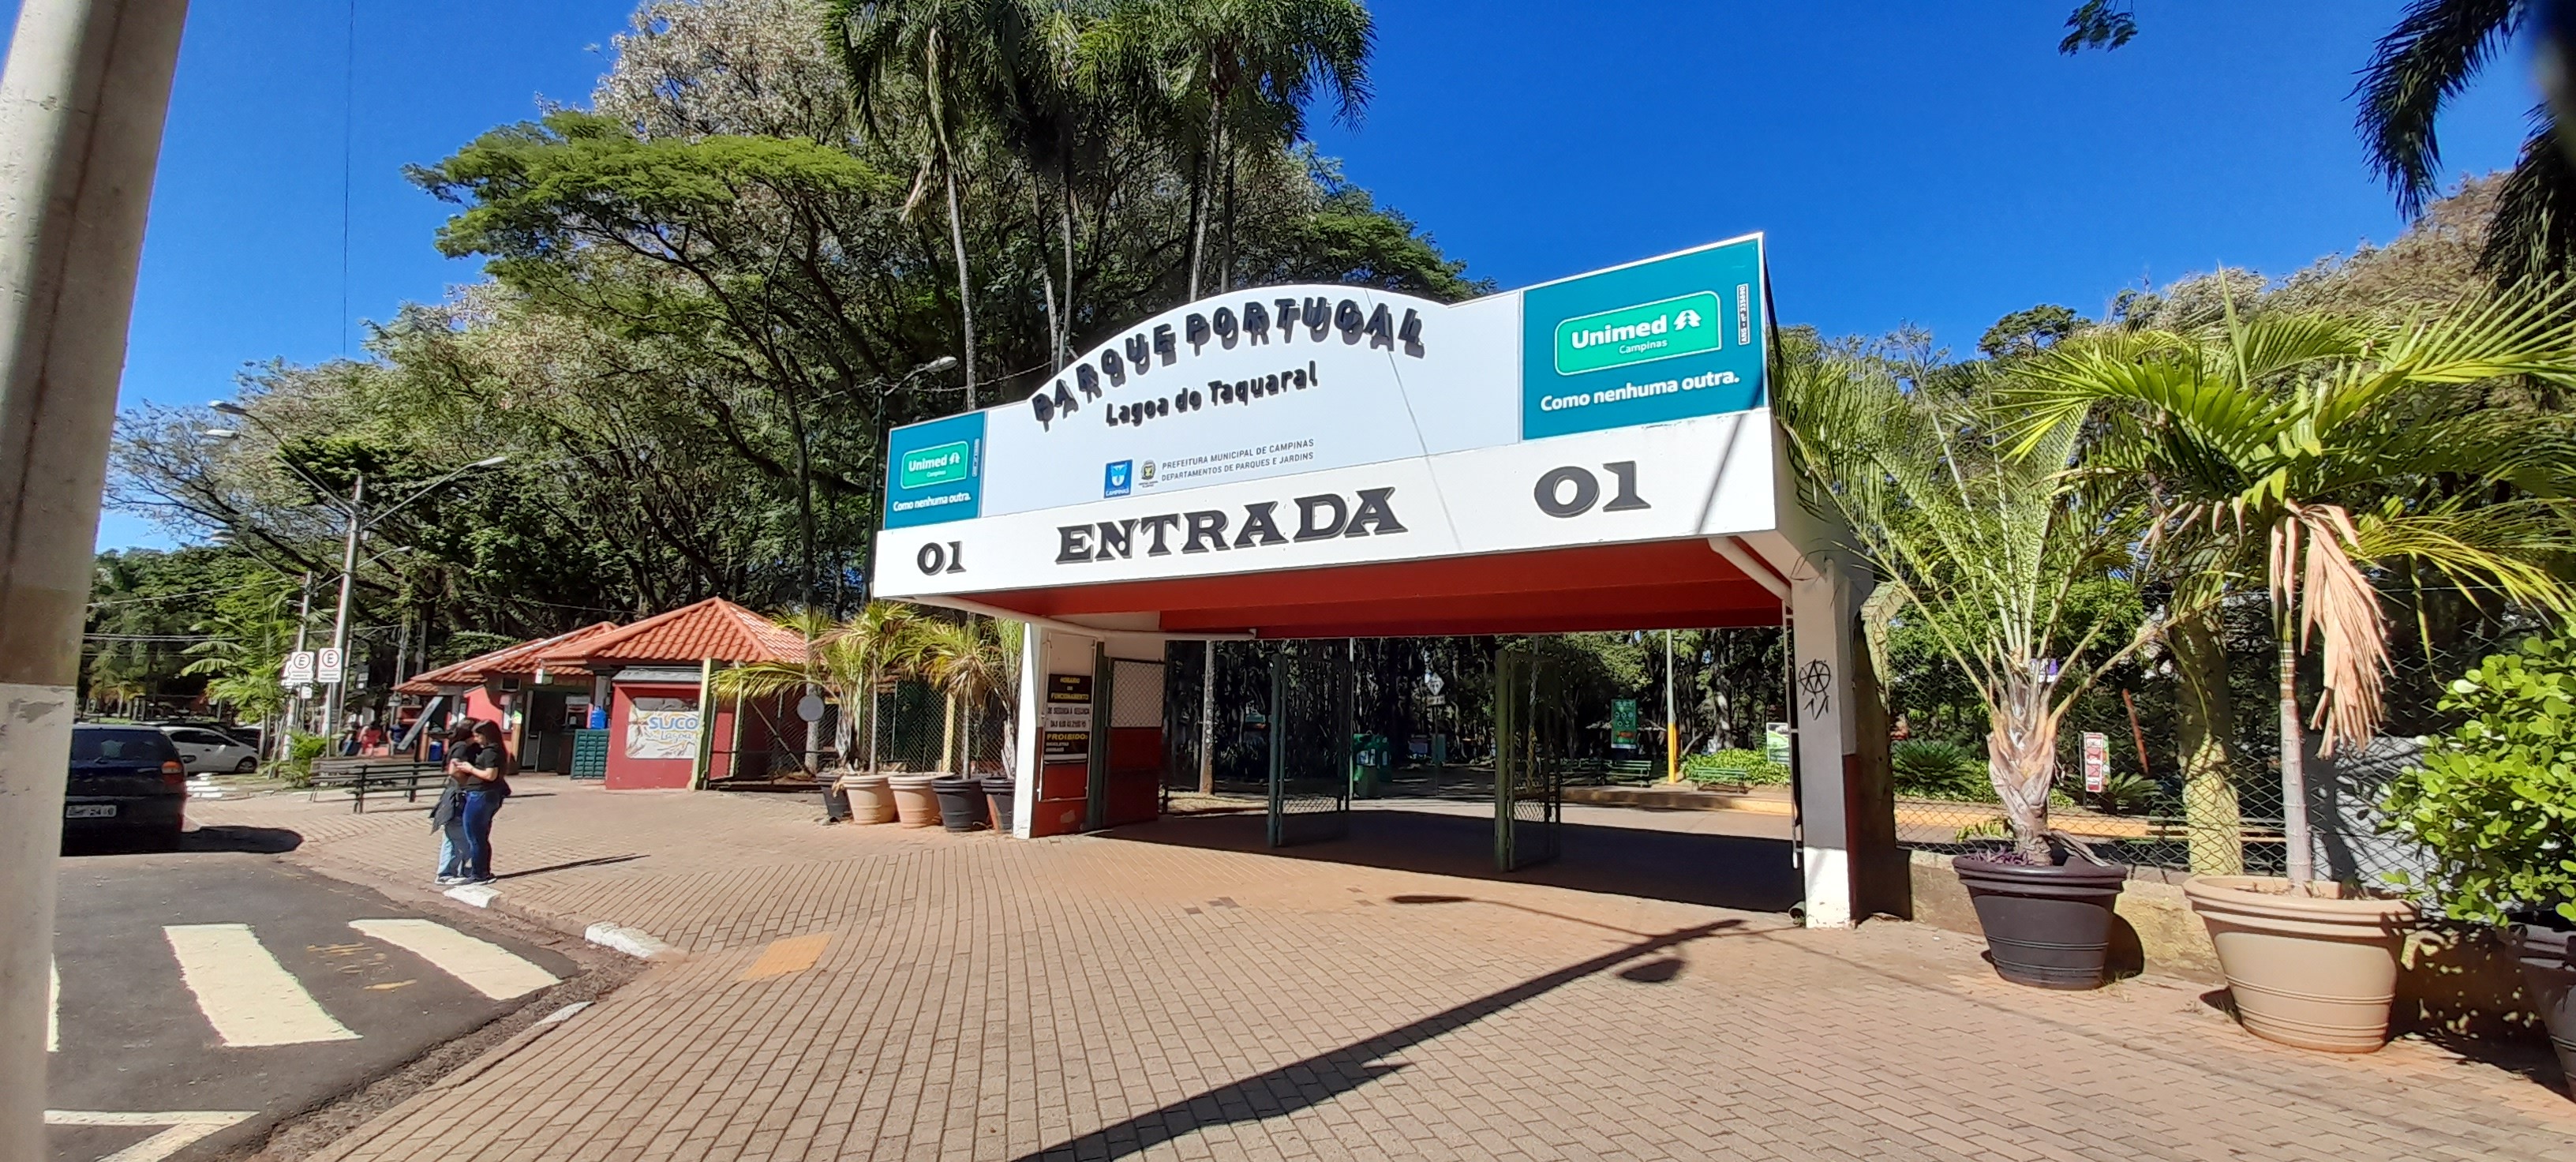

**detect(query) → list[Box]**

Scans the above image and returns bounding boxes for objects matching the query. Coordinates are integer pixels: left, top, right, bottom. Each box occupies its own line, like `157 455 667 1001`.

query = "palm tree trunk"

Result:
2171 613 2244 875
1220 122 1235 290
942 161 979 409
1061 174 1076 367
940 691 957 774
1986 672 2057 862
1187 96 1219 299
2277 605 2313 886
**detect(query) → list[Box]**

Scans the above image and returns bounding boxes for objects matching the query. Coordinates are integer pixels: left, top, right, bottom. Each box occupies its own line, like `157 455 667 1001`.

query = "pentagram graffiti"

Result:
1799 659 1833 718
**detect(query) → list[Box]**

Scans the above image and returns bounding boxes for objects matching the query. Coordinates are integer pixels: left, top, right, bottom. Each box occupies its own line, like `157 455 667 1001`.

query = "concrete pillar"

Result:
1009 624 1041 837
0 2 190 1154
1789 568 1859 928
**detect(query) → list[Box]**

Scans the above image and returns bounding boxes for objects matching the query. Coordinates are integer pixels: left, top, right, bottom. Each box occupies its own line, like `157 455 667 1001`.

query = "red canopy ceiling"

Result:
964 538 1784 639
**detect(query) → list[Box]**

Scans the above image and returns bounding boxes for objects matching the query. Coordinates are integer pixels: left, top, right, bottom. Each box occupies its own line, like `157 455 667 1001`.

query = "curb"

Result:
288 851 688 963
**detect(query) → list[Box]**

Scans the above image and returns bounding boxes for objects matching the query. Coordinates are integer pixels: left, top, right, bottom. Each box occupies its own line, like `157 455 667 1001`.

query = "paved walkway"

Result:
191 778 2574 1162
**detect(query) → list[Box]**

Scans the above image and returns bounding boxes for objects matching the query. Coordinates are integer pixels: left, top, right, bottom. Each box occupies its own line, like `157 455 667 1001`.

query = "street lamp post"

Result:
203 407 504 743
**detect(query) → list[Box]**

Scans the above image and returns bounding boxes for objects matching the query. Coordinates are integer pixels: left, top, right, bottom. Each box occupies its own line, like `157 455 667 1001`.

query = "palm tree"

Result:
713 602 928 770
1779 345 2171 861
2014 288 2576 886
908 614 1026 774
181 586 301 763
827 0 1004 406
2352 0 2571 281
1096 0 1372 298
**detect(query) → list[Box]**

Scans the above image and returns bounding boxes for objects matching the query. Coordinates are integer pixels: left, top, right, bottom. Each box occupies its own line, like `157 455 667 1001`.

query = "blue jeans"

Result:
461 791 502 881
436 815 469 879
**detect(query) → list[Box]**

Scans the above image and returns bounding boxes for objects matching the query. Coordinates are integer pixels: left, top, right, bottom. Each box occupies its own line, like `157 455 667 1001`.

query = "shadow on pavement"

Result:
1009 917 1748 1162
1098 808 1802 913
498 854 646 879
182 824 305 854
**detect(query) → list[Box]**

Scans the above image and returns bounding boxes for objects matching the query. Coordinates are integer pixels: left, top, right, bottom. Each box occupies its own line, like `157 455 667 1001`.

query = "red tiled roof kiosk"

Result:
396 622 620 772
537 598 808 790
874 237 1905 928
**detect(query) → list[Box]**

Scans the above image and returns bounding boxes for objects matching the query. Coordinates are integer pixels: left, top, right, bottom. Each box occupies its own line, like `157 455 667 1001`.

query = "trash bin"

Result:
981 776 1017 834
931 776 987 832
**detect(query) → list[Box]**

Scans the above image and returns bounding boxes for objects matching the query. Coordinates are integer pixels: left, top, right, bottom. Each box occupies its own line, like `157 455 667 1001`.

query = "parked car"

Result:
65 725 187 849
156 725 260 774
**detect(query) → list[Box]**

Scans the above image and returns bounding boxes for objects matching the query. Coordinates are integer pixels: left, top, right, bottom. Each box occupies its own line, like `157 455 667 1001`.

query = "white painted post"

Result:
1009 624 1042 838
1790 568 1859 928
0 2 190 1155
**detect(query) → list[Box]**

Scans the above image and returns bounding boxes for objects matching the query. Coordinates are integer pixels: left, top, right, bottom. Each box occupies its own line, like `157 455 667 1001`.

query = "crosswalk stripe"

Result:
739 933 829 981
347 919 558 1000
162 924 361 1047
47 1110 256 1162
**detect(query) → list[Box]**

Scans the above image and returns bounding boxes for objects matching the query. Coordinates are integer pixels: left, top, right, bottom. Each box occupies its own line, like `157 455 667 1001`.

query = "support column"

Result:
1009 624 1041 838
1790 569 1859 928
0 3 189 1156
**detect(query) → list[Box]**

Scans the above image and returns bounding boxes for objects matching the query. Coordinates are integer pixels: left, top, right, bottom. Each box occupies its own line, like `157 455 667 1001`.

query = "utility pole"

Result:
290 570 313 755
320 471 362 740
0 3 189 1157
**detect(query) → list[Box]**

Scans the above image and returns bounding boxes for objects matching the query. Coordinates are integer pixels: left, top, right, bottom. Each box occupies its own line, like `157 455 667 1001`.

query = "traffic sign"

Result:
283 650 316 684
2082 732 2109 793
316 647 344 684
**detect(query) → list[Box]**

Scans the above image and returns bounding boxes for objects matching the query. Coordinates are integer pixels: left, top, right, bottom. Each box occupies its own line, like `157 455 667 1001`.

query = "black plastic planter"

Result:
1953 853 2130 990
2512 923 2574 1097
931 777 987 832
981 777 1016 834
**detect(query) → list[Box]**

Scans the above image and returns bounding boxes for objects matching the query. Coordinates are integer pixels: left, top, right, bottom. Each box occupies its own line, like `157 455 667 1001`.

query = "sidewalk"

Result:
194 778 2576 1162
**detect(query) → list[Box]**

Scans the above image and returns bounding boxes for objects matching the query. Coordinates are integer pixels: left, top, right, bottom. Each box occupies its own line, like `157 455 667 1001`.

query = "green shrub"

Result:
275 732 328 789
1892 739 1989 800
1683 749 1790 785
2379 635 2576 926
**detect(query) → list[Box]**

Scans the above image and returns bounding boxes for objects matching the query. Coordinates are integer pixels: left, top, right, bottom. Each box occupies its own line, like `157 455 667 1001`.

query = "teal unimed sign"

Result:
899 440 973 489
1521 236 1767 440
1554 292 1724 376
883 411 985 529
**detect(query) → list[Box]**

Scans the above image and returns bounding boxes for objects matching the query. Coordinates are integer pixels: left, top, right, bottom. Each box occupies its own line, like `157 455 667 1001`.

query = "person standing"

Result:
454 720 513 883
431 722 475 885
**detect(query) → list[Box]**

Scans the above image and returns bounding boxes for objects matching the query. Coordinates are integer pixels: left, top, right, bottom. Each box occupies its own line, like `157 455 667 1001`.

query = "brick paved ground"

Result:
189 778 2576 1162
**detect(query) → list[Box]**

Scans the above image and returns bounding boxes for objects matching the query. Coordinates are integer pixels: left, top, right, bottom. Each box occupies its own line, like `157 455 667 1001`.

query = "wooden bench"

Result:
308 758 449 814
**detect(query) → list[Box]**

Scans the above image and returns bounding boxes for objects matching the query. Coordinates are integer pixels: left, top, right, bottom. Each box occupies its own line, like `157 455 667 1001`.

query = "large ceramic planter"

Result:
840 774 896 825
2184 875 2417 1053
2511 923 2574 1097
931 776 987 832
887 774 942 827
982 777 1017 834
1953 854 2129 990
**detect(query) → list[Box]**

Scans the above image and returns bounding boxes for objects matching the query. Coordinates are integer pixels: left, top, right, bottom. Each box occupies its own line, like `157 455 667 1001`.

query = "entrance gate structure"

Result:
874 234 1905 927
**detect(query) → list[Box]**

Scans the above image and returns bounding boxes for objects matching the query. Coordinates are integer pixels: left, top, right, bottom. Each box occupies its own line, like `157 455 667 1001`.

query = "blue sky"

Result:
38 0 2534 550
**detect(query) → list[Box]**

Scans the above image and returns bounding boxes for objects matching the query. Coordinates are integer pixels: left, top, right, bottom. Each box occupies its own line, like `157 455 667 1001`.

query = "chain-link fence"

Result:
860 680 1013 777
1886 594 2537 884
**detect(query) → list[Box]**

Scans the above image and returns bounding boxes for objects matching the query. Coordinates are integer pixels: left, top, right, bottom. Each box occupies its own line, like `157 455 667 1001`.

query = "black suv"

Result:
64 725 188 849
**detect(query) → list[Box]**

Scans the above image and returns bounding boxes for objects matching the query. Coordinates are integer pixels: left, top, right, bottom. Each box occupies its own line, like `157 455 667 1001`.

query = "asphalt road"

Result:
48 826 585 1162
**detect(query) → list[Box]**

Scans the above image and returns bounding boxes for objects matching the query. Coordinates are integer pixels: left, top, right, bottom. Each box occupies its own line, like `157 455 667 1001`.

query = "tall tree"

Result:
1097 0 1372 298
2015 285 2576 886
828 0 1006 405
1780 345 2167 860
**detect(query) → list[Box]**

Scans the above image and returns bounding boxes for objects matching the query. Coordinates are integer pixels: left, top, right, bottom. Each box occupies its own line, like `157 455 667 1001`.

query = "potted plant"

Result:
1782 342 2175 988
2380 635 2576 1092
2018 289 2576 1051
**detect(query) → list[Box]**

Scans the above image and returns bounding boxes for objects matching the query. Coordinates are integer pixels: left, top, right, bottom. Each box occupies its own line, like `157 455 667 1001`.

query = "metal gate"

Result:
1267 639 1352 846
1494 647 1562 870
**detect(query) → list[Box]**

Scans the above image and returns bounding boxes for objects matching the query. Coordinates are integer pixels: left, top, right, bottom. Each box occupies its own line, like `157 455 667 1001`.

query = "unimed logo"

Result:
900 441 971 489
1103 460 1133 497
